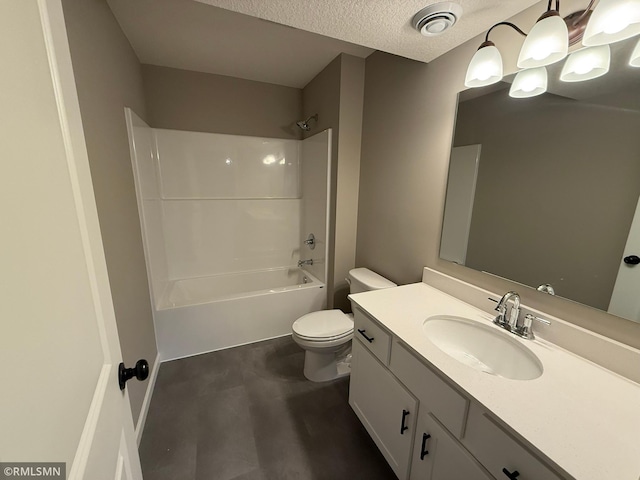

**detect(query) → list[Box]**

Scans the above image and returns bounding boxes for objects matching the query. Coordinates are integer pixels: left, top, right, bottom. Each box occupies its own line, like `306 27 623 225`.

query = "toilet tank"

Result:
348 268 397 294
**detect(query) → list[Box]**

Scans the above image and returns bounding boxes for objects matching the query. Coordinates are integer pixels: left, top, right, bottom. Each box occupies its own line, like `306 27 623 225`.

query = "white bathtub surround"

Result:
156 269 325 361
154 129 301 200
127 111 168 304
126 108 332 359
300 130 331 284
349 276 640 480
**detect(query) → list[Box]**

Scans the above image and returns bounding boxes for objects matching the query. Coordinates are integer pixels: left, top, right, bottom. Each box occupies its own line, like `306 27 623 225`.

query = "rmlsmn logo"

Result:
1 463 65 479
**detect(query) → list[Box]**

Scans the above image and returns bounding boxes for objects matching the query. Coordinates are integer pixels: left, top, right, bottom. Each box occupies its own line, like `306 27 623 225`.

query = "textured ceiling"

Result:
107 0 374 88
194 0 542 63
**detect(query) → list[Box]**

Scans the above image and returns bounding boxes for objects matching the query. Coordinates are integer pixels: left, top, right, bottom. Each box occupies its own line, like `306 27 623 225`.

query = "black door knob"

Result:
118 359 149 390
623 255 640 265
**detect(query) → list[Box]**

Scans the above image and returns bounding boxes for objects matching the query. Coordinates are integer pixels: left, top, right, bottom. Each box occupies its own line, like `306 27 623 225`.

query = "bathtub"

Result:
154 267 326 360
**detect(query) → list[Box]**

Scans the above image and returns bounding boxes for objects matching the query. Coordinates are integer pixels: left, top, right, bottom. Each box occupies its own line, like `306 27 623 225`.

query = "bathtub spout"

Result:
298 259 313 267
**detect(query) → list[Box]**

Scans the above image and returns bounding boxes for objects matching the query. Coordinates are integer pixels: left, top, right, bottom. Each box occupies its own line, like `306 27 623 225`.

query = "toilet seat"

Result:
292 310 353 342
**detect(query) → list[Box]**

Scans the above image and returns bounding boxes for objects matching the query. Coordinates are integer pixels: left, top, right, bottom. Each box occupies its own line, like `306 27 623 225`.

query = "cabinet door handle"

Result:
420 433 432 459
357 328 374 343
502 468 520 479
400 409 410 434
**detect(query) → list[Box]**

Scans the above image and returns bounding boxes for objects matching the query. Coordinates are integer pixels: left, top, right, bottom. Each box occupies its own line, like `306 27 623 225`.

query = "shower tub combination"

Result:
126 109 331 360
155 268 325 360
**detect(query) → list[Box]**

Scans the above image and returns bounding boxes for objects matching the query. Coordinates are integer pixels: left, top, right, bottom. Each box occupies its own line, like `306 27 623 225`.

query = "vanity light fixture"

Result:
517 5 569 68
465 0 640 91
630 37 640 65
560 44 611 81
509 67 548 97
583 0 640 46
464 22 525 87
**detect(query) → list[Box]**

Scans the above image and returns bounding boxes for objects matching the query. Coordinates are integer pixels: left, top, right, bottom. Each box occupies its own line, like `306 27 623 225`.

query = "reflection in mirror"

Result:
441 36 640 323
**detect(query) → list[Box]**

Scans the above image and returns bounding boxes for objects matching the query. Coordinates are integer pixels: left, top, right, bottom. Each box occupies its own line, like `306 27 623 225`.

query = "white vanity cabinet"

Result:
349 307 567 480
349 338 417 480
411 408 492 480
463 403 563 480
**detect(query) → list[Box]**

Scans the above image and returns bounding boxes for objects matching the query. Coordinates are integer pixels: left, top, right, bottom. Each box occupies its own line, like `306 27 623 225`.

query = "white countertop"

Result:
350 283 640 480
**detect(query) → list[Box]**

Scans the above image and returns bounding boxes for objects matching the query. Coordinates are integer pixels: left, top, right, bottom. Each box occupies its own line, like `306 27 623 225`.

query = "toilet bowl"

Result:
292 310 354 382
292 268 396 382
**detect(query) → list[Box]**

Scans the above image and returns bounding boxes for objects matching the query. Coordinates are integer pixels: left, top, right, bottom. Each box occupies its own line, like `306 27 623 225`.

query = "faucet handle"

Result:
489 297 508 326
488 297 503 312
520 313 551 339
525 314 551 326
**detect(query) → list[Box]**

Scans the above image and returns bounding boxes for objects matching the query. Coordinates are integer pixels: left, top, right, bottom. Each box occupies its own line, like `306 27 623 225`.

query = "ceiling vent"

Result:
413 2 463 36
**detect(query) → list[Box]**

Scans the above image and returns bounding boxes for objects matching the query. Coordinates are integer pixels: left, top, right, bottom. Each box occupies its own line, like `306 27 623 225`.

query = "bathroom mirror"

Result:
441 36 640 323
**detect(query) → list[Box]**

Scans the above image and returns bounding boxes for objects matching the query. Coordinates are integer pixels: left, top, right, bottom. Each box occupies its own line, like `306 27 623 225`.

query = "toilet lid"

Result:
292 310 353 340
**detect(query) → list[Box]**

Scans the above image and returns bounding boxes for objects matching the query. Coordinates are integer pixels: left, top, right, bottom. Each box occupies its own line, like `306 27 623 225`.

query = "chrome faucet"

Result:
298 259 313 267
492 291 552 339
494 291 520 330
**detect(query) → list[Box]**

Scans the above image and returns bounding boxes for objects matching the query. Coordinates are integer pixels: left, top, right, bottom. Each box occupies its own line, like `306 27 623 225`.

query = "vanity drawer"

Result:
390 341 468 438
464 403 564 480
353 308 392 365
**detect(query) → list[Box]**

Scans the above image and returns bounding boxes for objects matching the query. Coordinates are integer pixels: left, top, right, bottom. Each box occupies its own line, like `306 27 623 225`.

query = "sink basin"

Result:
423 315 543 380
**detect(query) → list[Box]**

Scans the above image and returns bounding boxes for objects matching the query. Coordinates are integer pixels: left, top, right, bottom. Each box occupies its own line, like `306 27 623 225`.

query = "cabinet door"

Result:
411 409 492 480
464 404 564 480
350 338 417 480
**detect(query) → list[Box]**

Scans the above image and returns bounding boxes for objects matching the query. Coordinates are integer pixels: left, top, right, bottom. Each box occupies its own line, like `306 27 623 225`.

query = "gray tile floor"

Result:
140 336 397 480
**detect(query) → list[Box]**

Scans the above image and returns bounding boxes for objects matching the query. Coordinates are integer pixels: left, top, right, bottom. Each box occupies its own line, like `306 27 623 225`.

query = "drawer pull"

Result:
357 328 374 343
420 433 432 459
400 409 410 434
502 468 520 479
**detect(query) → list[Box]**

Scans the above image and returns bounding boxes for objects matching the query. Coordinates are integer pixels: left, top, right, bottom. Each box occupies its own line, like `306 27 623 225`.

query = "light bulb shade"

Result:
509 67 548 98
583 0 640 46
517 14 569 68
465 44 503 87
560 45 611 81
630 37 640 66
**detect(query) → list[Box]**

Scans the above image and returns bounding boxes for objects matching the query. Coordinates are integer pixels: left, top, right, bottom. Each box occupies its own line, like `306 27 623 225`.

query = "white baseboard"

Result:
135 352 160 446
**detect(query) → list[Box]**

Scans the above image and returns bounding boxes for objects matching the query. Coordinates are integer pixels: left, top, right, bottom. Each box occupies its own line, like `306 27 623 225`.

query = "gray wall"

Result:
357 52 435 283
302 54 365 311
142 64 302 139
356 5 640 349
456 90 640 311
62 0 157 425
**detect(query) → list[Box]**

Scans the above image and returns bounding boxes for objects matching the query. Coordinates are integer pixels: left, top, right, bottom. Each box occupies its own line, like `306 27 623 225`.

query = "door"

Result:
410 409 491 480
0 2 142 479
349 339 417 480
440 144 481 265
609 193 640 322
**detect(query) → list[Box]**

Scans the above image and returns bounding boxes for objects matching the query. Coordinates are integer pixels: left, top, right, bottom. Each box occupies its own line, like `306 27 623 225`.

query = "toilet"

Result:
292 268 396 382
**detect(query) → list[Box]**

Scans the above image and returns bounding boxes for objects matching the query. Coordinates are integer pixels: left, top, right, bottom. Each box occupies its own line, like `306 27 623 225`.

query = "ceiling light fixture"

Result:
413 2 463 37
465 0 640 96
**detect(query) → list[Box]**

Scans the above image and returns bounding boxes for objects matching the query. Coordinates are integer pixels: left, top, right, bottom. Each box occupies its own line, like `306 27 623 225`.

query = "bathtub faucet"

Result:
298 259 313 267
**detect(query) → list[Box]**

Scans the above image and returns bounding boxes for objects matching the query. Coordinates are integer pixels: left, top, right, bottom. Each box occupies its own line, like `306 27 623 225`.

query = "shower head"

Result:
296 114 318 131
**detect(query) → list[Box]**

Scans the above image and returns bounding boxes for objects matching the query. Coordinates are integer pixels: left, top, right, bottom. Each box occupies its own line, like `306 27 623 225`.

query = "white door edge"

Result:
68 365 112 479
34 1 141 477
